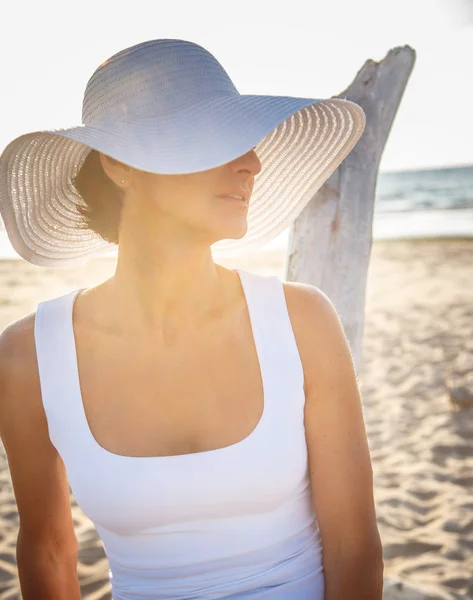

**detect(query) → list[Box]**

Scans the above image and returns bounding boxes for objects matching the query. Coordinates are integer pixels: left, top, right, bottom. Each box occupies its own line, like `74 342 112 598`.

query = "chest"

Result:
38 277 312 539
70 334 309 536
75 311 264 458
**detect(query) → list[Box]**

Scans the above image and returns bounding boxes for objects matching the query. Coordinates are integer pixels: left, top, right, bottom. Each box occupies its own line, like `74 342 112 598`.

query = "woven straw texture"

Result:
0 39 366 266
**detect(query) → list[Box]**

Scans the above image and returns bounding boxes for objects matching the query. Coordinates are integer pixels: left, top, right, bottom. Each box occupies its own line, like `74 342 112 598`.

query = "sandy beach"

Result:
0 238 472 599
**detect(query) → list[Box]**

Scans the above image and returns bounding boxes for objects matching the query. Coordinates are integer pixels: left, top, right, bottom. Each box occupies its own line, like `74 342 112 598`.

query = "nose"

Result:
231 147 262 177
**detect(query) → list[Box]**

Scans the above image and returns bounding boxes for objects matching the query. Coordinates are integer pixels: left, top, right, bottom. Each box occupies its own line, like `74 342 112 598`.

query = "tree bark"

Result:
285 45 416 372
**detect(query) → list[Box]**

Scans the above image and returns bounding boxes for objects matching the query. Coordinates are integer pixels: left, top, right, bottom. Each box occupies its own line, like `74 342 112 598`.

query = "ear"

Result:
99 153 132 187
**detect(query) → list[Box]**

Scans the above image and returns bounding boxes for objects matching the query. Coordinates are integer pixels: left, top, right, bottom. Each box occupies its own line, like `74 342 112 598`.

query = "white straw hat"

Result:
0 39 366 267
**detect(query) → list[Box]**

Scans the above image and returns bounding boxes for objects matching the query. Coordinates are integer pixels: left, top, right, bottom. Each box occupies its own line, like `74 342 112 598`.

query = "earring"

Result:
120 178 125 184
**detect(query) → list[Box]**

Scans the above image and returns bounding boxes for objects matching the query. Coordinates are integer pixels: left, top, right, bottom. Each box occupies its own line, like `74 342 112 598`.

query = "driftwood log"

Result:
285 45 416 373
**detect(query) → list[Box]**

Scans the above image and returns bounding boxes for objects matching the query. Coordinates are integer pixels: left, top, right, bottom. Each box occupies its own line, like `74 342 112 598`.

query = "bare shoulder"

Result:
0 310 47 457
0 312 39 399
281 281 355 392
281 280 339 329
0 314 77 549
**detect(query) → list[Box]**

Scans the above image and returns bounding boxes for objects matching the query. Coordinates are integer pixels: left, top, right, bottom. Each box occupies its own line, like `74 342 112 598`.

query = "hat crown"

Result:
82 39 239 125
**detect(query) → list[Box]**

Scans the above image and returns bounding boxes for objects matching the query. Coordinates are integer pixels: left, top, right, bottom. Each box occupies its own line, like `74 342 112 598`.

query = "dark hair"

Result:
73 150 124 244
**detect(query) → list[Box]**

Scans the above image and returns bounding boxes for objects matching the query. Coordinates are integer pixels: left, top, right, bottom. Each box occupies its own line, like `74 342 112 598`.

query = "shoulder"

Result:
281 280 356 391
0 314 78 550
0 310 55 470
0 312 38 372
282 280 338 322
282 280 345 346
0 312 41 421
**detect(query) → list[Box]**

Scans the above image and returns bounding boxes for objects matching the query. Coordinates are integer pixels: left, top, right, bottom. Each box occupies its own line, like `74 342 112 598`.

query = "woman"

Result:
0 39 383 599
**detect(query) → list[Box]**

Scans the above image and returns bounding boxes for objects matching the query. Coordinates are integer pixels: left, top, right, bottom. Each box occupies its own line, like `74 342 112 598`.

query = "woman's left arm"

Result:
284 282 384 600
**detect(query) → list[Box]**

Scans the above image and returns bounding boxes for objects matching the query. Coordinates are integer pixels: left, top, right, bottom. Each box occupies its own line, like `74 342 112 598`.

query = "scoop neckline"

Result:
67 268 268 462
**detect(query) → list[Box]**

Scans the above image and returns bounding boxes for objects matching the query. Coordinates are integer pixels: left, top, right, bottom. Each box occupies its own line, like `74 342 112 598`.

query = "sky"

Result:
0 0 471 173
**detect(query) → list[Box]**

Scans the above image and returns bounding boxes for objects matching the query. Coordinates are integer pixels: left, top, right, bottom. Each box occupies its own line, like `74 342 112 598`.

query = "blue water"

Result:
371 164 473 241
1 165 472 259
376 165 473 213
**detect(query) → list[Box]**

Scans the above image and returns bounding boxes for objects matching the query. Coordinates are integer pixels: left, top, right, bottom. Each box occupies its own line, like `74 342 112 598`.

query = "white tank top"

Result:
34 269 324 599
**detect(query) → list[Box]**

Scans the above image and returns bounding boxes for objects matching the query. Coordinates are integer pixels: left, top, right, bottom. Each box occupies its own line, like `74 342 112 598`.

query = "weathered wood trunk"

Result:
285 46 416 373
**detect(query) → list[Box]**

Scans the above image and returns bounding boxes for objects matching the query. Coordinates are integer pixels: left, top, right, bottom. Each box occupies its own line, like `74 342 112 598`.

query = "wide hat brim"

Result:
0 94 365 267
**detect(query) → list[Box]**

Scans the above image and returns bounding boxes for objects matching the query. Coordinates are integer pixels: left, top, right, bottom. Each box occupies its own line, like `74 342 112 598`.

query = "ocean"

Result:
372 164 473 241
0 164 472 259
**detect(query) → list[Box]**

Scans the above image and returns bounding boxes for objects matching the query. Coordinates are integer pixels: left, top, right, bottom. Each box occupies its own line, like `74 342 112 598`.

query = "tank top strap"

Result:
34 289 86 459
235 269 304 402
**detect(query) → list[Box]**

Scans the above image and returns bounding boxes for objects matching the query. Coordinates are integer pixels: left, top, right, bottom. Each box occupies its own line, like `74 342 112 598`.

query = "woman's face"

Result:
121 148 262 247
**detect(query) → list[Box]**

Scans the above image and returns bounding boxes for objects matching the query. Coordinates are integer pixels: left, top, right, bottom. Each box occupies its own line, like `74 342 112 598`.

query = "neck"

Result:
99 225 229 335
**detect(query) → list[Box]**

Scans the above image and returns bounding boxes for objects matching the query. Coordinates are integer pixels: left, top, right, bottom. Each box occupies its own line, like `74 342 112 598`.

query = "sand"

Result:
0 239 472 599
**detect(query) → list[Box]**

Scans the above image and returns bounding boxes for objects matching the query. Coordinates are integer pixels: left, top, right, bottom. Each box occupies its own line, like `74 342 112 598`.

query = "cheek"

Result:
134 174 163 205
135 172 221 223
170 177 216 216
135 177 183 214
160 185 213 225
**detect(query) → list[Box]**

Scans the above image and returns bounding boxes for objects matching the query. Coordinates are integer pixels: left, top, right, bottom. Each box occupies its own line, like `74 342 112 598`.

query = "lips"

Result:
215 195 249 212
217 191 248 202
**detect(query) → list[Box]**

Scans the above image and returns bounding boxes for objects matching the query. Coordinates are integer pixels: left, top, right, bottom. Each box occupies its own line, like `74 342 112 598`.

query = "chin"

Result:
216 222 248 242
206 216 248 243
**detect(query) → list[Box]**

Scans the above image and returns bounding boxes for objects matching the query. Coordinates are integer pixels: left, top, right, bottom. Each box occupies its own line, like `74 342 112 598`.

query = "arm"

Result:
0 317 81 600
284 282 384 600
